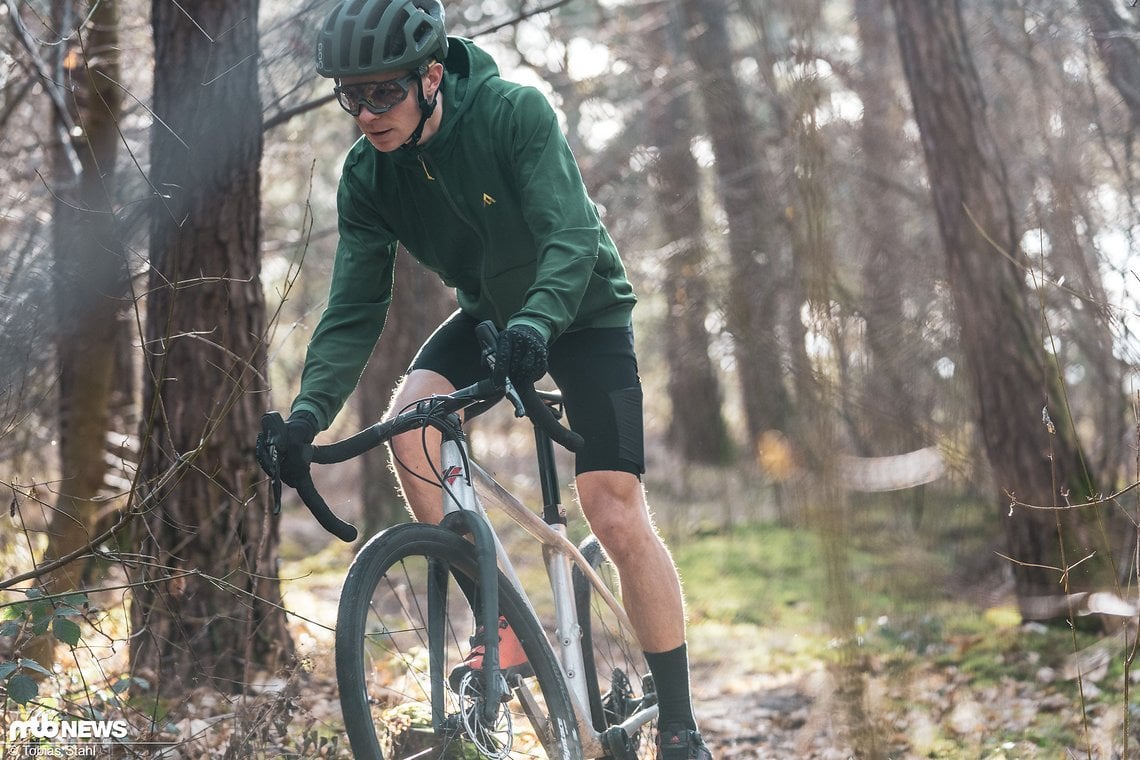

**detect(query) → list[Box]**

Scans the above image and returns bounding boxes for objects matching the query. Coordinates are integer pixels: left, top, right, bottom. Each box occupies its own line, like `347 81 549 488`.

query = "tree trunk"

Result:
1077 0 1140 126
679 0 791 451
890 0 1105 615
45 0 126 592
130 0 292 689
852 0 929 459
646 8 732 466
851 0 935 524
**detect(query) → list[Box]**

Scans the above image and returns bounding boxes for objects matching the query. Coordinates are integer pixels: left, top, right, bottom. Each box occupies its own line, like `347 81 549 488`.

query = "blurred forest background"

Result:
2 0 1140 756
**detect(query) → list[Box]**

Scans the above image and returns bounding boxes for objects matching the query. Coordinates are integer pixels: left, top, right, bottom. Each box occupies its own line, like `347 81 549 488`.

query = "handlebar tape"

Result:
516 382 584 452
294 477 358 543
260 411 359 543
311 423 387 465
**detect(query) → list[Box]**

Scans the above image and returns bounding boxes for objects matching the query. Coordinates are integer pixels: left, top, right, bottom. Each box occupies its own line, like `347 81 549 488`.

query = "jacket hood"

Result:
382 37 496 166
431 37 499 146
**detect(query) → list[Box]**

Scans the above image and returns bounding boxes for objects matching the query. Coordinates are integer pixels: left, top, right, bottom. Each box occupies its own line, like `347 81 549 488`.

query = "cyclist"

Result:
272 1 713 756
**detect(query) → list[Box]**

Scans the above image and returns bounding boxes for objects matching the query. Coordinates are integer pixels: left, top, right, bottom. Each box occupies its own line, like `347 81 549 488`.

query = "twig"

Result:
0 450 200 591
1005 479 1140 513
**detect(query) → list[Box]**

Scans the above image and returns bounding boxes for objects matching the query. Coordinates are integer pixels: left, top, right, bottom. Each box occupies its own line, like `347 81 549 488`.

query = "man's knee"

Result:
388 369 454 414
388 370 454 464
577 471 656 561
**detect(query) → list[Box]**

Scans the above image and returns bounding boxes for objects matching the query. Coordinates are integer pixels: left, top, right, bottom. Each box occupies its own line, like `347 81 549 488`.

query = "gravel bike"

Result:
260 321 659 759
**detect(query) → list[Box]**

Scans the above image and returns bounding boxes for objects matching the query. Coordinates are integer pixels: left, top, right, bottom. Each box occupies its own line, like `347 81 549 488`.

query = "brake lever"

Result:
504 378 526 418
270 457 282 515
475 321 527 417
260 411 358 541
261 412 286 515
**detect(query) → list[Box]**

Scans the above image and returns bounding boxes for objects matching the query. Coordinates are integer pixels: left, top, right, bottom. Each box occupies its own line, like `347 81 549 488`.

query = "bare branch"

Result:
0 449 201 591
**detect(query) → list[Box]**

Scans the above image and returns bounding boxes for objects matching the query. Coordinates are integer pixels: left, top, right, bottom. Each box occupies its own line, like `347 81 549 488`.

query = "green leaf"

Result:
0 620 21 638
31 615 51 636
0 662 17 679
54 598 88 619
7 673 38 705
53 618 81 647
18 658 53 677
59 593 88 609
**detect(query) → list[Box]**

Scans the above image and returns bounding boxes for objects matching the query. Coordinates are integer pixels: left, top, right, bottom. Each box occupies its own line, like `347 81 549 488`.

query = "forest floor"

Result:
4 466 1139 759
255 465 1140 760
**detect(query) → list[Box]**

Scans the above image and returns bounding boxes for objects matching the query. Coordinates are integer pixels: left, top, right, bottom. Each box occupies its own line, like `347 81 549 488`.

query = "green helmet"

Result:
316 0 448 79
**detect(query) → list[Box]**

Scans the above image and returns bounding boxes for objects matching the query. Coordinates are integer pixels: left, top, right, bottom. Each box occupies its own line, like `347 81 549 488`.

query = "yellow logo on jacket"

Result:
482 193 496 207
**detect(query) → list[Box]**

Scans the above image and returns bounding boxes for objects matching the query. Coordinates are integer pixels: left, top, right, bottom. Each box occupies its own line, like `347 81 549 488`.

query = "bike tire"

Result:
573 535 659 759
336 523 583 759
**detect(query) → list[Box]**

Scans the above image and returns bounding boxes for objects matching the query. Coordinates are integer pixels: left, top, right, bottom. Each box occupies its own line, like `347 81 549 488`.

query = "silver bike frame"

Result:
449 448 658 757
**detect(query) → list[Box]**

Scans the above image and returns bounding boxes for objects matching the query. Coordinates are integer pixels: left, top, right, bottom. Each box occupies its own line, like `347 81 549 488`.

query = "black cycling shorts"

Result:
408 310 645 477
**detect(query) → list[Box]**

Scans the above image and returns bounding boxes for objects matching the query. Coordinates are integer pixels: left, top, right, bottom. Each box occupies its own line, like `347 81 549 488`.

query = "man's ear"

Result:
426 60 445 95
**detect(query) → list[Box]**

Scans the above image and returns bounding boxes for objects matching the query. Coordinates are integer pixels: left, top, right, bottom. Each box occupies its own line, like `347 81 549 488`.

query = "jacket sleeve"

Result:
291 169 397 430
504 88 603 343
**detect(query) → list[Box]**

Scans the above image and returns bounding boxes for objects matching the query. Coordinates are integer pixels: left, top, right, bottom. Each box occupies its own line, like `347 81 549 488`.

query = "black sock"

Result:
644 643 697 732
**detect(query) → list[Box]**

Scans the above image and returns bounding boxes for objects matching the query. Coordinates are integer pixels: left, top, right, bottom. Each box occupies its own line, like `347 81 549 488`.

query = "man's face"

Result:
336 65 440 152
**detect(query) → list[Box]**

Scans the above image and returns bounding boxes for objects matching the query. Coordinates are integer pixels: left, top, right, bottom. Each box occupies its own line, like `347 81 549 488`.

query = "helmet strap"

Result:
402 71 438 150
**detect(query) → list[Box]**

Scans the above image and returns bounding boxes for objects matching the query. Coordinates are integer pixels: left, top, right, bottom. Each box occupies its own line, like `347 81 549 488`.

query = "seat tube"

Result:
545 535 591 714
535 427 592 713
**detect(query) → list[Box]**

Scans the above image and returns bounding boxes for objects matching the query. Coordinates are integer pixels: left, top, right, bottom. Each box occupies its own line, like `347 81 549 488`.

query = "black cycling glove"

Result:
492 324 548 388
256 410 318 488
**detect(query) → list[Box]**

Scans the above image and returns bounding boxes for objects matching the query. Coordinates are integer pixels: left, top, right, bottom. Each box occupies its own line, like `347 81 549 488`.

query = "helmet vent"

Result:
412 20 432 51
358 33 376 69
382 9 411 61
338 24 355 71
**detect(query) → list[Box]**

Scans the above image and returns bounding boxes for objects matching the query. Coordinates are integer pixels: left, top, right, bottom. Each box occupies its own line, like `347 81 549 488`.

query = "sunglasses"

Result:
333 72 420 116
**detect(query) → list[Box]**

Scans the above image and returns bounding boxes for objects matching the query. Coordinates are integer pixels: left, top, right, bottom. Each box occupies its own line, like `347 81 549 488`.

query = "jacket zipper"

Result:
415 151 504 324
417 154 435 181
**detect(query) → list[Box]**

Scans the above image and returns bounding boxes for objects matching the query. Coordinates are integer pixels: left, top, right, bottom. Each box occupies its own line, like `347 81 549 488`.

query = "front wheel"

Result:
573 535 659 758
336 523 582 759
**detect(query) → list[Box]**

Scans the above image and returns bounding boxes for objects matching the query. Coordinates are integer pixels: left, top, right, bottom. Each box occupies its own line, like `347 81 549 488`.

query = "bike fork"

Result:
435 436 506 722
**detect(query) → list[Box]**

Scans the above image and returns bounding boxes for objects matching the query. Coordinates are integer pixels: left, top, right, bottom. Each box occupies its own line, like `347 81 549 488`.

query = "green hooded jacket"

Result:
291 38 636 430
